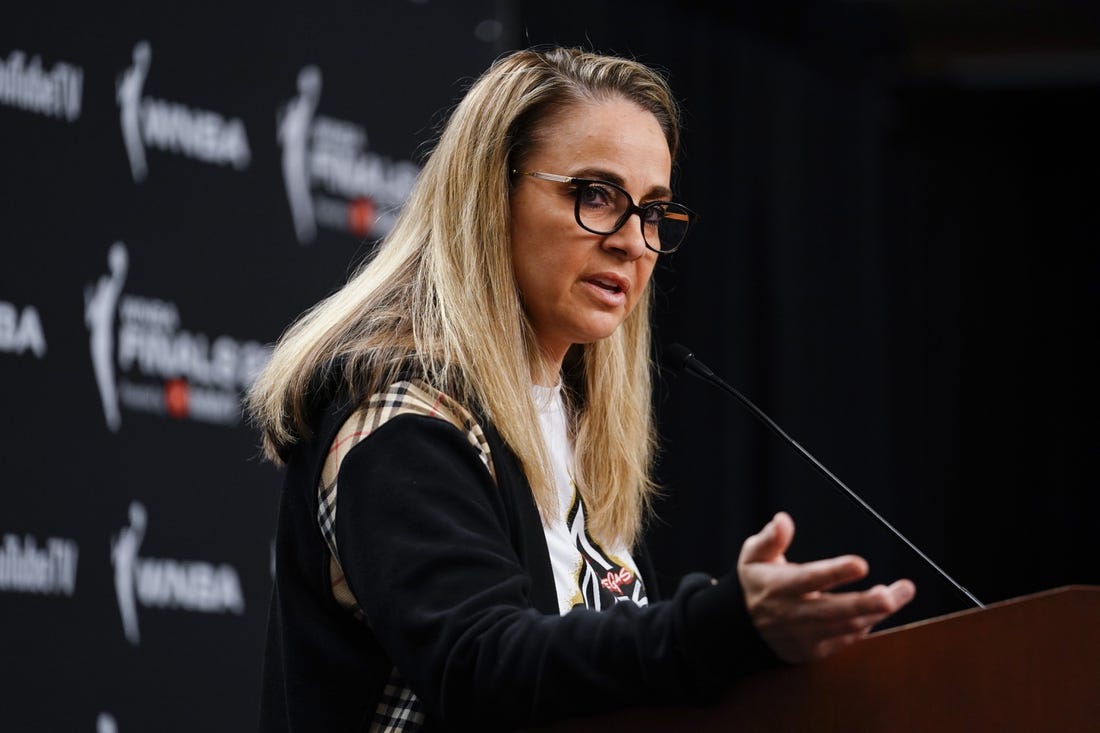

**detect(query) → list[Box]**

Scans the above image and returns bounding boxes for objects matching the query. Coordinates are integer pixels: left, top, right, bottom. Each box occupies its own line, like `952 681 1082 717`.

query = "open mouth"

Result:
589 278 623 294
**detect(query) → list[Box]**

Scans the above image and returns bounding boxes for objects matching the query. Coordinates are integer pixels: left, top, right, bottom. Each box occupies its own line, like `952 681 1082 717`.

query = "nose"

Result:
601 211 649 259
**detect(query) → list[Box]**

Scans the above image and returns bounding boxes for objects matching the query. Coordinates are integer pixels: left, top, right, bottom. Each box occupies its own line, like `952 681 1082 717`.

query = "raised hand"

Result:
737 511 916 664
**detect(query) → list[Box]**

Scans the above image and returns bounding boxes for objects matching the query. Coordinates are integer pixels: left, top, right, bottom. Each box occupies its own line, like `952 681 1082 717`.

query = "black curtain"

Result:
518 0 1100 626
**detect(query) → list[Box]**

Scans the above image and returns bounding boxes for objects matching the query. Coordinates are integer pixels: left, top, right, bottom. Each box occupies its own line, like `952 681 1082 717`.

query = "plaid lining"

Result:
369 668 426 732
316 379 494 731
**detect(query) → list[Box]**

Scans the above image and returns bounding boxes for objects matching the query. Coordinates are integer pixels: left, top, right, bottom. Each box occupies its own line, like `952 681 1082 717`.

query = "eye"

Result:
642 203 667 226
577 182 619 210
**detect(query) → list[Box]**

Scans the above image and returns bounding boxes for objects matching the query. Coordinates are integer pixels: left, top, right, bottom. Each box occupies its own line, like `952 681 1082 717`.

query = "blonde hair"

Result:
247 46 681 547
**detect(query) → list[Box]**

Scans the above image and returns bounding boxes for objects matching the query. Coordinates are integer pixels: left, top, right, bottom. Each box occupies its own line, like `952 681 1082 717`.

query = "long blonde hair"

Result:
247 46 681 547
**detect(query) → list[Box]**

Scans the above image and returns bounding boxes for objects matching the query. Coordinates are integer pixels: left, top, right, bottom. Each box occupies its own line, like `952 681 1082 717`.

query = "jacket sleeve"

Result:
334 413 779 730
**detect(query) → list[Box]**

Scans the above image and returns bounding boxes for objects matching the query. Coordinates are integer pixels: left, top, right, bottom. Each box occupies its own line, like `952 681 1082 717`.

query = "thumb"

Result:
739 511 795 565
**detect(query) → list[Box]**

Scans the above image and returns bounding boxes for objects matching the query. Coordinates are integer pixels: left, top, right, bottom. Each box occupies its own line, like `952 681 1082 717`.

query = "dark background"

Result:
2 1 1097 730
517 0 1099 628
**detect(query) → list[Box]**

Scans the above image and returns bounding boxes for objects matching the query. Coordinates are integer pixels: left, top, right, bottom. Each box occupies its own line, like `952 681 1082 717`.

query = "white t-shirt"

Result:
532 383 648 615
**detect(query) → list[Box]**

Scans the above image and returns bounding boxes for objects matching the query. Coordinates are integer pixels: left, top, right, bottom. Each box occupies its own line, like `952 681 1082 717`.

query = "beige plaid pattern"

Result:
314 380 494 731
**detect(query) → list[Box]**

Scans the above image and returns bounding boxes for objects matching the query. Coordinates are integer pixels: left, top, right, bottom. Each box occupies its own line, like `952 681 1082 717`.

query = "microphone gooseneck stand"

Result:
665 342 983 609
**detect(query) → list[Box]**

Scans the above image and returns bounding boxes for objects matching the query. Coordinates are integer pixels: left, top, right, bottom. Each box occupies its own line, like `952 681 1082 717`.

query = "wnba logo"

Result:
84 242 271 430
111 501 245 646
276 64 420 244
85 242 128 431
0 300 47 359
117 40 251 183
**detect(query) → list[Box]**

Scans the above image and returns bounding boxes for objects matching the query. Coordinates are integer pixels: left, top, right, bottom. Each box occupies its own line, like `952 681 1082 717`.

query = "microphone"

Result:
664 342 983 609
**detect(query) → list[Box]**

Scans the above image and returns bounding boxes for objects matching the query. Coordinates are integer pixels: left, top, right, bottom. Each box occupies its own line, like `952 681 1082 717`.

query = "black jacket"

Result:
259 379 778 732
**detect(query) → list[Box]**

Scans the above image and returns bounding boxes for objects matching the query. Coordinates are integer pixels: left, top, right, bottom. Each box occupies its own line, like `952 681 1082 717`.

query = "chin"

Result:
574 320 624 345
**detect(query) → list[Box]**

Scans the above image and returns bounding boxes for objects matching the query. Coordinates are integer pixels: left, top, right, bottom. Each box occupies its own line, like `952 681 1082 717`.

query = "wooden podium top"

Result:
538 585 1100 733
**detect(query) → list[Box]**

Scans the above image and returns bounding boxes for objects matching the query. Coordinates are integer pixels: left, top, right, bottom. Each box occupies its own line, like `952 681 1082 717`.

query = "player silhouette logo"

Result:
85 242 128 432
117 41 150 183
111 501 146 645
278 65 322 244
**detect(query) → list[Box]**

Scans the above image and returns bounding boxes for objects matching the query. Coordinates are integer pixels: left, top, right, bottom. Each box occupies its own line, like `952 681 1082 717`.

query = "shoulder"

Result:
314 379 502 620
323 379 495 487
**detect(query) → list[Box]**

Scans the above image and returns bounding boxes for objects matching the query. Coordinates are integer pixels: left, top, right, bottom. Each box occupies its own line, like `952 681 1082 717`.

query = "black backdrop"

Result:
3 2 1098 731
519 0 1100 626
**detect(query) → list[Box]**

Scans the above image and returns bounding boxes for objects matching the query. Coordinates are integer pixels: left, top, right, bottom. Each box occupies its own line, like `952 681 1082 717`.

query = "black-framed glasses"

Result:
513 170 697 254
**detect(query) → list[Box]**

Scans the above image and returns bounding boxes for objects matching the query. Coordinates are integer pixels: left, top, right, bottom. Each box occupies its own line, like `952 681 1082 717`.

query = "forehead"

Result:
525 97 672 174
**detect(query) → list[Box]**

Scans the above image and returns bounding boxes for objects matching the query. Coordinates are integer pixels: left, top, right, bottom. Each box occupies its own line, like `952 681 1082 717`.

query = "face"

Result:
510 96 671 376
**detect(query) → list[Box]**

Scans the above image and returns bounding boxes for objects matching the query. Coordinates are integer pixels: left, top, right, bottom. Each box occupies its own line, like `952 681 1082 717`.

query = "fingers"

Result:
773 582 916 660
810 580 914 620
859 580 917 615
739 546 869 601
750 581 916 664
738 524 918 662
884 579 917 609
755 581 912 629
737 511 919 663
813 629 876 661
738 511 795 565
779 578 917 625
766 555 870 597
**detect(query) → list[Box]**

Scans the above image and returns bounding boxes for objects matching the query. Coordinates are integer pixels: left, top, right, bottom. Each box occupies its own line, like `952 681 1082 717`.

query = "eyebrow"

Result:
571 167 674 201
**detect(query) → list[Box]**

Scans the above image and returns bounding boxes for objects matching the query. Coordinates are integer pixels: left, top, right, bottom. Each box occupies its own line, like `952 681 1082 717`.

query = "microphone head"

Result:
663 343 694 374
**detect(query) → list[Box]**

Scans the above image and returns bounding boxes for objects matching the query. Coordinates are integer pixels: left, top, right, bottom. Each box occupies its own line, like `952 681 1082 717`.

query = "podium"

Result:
543 585 1100 732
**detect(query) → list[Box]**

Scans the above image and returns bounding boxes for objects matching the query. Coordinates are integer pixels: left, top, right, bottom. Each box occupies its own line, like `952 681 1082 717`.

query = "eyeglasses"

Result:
513 170 697 254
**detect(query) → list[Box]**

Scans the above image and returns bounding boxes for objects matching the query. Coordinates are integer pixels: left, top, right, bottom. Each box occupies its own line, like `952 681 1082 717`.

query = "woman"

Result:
248 45 914 732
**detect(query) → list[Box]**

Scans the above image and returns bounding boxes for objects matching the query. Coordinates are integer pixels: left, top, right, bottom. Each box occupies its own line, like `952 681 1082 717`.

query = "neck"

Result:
531 361 561 387
531 348 564 387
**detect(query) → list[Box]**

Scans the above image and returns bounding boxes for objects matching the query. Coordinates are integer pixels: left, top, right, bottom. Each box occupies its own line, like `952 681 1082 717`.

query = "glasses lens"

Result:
576 181 627 234
649 204 692 252
574 179 692 253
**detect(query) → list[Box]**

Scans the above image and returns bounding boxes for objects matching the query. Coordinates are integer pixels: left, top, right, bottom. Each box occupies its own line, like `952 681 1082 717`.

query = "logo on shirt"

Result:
567 494 647 610
276 64 420 244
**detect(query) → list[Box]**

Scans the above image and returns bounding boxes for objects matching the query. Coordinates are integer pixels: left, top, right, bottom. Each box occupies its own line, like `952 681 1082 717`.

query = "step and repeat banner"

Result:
1 4 509 730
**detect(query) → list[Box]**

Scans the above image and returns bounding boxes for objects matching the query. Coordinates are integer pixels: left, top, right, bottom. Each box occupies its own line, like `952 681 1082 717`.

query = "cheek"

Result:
509 211 538 294
510 200 558 270
511 216 581 289
510 237 557 315
512 251 542 307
